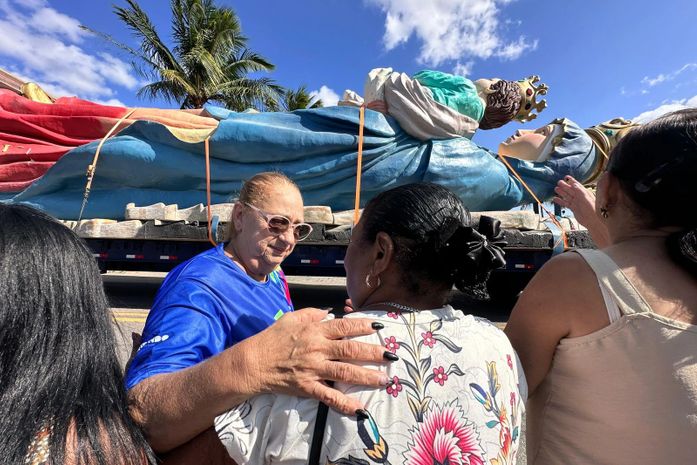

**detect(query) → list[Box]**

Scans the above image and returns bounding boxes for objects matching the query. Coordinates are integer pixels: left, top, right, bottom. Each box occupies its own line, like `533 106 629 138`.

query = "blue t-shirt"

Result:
124 244 293 390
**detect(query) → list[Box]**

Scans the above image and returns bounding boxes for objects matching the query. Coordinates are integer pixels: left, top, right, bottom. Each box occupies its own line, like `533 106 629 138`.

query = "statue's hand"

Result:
366 100 388 114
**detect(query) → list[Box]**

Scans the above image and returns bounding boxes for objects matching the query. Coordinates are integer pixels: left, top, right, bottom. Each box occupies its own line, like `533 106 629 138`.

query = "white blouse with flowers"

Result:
215 306 527 465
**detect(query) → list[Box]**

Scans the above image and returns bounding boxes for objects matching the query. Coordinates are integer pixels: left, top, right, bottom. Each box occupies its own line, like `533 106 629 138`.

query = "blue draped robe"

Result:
9 106 599 220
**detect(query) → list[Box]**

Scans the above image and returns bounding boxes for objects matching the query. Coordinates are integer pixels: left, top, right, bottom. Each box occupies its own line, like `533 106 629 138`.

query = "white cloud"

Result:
13 0 46 10
632 94 697 124
452 61 475 76
93 98 127 107
641 74 666 87
95 53 139 89
641 63 697 87
496 37 538 61
310 85 340 107
366 0 537 66
30 7 84 42
0 0 138 100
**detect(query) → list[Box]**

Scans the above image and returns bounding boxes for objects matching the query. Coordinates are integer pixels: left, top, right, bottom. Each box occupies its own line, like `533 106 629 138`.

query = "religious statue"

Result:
340 68 548 140
2 67 639 220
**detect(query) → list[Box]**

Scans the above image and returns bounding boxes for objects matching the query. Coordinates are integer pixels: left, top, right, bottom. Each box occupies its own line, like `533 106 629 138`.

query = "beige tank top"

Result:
527 249 697 465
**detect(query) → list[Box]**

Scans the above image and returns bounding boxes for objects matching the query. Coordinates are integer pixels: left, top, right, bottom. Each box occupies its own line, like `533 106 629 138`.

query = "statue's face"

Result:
498 124 559 161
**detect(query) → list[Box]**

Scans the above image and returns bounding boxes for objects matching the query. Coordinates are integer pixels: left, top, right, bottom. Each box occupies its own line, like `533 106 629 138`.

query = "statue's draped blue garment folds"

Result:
10 106 600 220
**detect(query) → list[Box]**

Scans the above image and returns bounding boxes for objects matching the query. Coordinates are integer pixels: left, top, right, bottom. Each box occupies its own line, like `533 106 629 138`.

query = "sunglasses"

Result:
243 202 313 241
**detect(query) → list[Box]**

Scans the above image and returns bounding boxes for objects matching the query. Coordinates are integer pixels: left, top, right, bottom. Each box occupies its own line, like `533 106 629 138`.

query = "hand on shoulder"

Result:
237 308 391 414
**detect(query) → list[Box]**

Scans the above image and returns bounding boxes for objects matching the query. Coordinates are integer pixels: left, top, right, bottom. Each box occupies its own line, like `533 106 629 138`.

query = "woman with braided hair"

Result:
214 183 527 465
506 108 697 464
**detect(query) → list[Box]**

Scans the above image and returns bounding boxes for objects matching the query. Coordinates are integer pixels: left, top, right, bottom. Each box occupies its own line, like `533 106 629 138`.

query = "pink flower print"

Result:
405 400 485 465
433 366 449 386
507 354 513 370
387 310 401 319
421 331 436 348
384 336 400 353
386 376 402 397
510 392 516 406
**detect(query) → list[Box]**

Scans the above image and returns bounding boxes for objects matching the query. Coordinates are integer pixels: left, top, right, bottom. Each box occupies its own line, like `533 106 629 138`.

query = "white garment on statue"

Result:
339 67 480 141
215 306 526 465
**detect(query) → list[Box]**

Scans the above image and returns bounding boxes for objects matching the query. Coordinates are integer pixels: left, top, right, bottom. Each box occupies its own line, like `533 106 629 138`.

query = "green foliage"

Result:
274 85 323 112
82 0 281 110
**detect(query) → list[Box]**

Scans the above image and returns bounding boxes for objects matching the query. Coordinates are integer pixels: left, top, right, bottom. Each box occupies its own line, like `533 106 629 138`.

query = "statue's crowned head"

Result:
475 75 548 129
583 117 640 184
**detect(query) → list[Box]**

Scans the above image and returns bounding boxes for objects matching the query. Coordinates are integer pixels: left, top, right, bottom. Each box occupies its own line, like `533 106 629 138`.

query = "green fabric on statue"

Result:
412 70 485 122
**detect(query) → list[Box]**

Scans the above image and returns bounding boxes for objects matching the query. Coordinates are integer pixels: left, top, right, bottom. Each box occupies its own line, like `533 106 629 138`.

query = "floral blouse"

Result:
215 306 527 465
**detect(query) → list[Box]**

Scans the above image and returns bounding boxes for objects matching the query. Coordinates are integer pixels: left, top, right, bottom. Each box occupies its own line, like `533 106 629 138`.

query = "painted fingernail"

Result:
379 375 390 385
383 351 399 361
355 409 369 420
371 322 384 330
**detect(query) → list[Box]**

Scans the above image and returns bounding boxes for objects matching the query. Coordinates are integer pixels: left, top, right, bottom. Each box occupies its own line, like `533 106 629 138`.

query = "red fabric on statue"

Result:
0 90 217 193
0 90 128 193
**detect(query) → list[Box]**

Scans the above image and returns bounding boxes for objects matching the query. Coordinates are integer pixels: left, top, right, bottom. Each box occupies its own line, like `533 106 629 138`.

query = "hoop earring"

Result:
600 206 609 219
365 273 381 289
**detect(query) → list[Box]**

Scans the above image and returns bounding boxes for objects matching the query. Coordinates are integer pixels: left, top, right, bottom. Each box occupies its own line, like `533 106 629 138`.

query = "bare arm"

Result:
504 253 581 395
128 308 389 453
553 176 611 248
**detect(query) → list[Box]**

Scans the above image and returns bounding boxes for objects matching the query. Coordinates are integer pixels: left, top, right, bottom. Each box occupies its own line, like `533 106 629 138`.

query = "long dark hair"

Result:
359 183 505 296
0 204 154 465
608 108 697 276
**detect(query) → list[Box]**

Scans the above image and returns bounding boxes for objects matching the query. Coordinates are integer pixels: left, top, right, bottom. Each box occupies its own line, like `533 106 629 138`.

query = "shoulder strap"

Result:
308 400 330 465
597 278 623 323
573 249 654 315
309 312 345 464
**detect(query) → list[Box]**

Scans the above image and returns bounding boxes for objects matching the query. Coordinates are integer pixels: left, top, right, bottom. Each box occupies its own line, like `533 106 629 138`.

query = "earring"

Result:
600 206 609 219
365 273 381 289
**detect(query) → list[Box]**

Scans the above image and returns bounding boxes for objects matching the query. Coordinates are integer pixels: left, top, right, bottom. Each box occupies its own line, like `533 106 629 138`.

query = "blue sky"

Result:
1 0 696 149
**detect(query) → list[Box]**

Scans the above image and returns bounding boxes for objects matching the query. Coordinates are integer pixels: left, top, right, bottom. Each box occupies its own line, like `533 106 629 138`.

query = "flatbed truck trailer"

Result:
74 203 594 301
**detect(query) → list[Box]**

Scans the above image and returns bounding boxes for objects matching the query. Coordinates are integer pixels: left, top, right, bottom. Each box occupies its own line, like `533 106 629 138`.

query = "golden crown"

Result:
515 75 548 123
583 118 640 184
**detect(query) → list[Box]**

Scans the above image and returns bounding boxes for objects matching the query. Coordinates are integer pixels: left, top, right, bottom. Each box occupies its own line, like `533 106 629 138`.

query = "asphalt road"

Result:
106 271 526 464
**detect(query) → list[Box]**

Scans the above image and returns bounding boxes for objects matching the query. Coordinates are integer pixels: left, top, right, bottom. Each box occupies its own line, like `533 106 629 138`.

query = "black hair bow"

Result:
464 216 507 271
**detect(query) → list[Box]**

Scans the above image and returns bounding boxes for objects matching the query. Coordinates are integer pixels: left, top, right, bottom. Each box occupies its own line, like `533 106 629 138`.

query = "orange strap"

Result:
498 153 569 250
353 105 366 225
204 137 217 247
79 109 137 220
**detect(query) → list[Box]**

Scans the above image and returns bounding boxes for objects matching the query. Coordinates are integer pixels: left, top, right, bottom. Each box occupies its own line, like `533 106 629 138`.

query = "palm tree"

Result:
275 85 323 112
83 0 281 110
